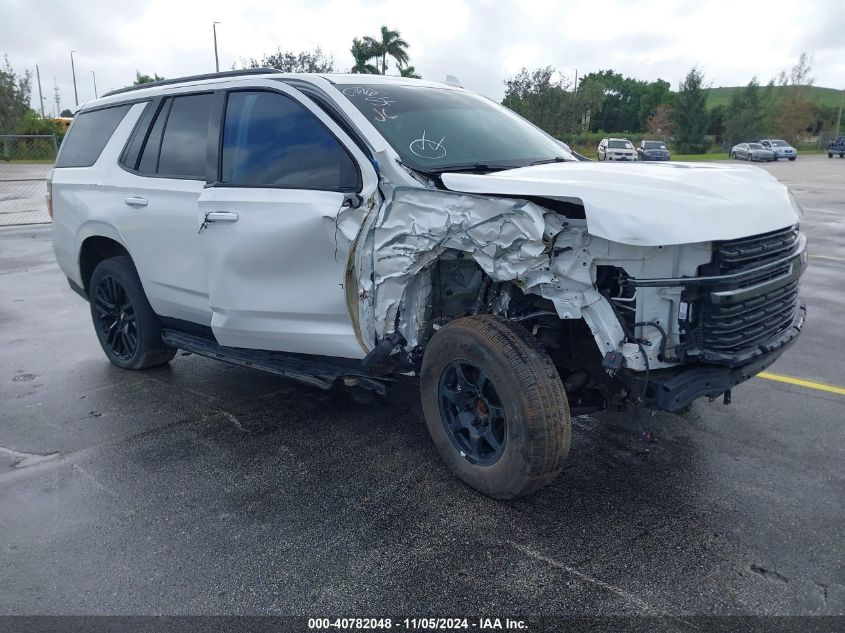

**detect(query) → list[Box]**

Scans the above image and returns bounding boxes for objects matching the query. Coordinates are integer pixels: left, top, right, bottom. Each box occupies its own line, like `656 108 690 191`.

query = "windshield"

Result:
643 141 666 149
749 143 764 149
337 84 572 171
608 140 632 149
771 140 788 147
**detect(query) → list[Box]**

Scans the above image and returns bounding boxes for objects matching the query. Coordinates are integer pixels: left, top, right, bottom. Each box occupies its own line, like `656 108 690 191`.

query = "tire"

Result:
88 256 176 370
829 153 833 158
420 315 571 499
730 152 736 159
789 157 796 161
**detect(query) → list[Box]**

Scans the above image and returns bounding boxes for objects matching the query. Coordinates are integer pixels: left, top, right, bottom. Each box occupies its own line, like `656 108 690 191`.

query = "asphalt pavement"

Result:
0 155 842 618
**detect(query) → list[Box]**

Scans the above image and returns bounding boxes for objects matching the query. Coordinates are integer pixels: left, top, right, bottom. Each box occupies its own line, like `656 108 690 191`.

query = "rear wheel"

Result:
88 256 176 370
420 315 571 499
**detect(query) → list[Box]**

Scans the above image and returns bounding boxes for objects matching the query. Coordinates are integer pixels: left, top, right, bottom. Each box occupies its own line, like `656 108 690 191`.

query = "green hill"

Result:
704 85 843 109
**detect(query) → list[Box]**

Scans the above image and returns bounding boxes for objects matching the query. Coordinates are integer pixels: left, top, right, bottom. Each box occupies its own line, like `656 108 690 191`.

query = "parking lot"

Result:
0 155 842 618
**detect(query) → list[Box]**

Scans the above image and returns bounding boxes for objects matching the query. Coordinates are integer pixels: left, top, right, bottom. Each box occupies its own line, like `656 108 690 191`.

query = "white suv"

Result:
50 70 807 498
598 137 637 161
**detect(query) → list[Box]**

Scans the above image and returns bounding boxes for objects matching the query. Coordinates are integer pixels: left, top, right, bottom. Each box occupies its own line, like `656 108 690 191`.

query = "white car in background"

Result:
49 70 807 499
597 138 637 161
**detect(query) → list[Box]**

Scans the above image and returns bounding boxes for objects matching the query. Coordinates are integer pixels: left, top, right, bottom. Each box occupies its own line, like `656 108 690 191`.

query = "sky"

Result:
2 0 843 116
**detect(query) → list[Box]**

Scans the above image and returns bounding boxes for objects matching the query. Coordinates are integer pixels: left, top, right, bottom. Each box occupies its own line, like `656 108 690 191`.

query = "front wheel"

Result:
420 315 571 499
789 157 796 161
89 256 177 370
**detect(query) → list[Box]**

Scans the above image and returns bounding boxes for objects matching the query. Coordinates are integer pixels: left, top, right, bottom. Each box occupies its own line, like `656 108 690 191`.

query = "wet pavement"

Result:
0 155 843 616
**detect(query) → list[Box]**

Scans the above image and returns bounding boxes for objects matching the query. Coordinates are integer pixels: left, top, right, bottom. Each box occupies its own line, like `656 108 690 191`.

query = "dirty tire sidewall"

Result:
88 256 176 370
421 315 571 499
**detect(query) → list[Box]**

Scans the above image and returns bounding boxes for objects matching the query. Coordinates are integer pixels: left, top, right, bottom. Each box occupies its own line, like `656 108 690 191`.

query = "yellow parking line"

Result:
758 372 845 396
809 254 845 262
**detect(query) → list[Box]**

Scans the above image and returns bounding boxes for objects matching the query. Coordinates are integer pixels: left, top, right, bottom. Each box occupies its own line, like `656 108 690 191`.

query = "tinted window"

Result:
157 94 212 179
221 91 358 190
137 99 170 174
55 105 132 168
608 140 631 149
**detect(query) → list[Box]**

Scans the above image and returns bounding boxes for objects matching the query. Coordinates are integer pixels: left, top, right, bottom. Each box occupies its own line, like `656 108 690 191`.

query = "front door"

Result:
197 85 378 359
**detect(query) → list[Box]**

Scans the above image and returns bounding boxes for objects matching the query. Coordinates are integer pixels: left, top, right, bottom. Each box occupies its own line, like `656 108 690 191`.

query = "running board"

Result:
161 330 390 395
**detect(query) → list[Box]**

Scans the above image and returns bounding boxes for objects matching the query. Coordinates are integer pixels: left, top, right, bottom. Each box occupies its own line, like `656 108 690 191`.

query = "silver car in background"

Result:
731 142 775 162
760 139 797 161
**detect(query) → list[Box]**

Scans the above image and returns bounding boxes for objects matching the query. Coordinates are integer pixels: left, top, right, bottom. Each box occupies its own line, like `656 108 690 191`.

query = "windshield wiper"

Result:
529 156 569 166
431 163 520 174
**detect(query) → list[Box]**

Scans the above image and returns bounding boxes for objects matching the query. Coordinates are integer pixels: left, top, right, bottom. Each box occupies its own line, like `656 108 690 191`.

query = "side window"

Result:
157 94 213 179
136 99 171 174
221 90 359 191
55 104 132 168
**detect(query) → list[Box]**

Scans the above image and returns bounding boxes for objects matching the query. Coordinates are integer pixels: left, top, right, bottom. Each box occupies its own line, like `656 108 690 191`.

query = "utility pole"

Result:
70 50 79 106
213 22 221 72
91 70 98 99
35 64 46 118
53 79 61 117
836 88 844 137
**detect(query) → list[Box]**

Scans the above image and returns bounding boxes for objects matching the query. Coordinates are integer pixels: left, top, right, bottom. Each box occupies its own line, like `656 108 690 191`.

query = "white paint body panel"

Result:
441 161 801 246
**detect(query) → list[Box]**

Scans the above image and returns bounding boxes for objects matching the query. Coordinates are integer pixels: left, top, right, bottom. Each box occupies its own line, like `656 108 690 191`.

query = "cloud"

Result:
0 0 842 117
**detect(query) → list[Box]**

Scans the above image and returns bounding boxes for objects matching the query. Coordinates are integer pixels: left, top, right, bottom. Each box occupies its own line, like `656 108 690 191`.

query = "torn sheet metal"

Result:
358 187 569 348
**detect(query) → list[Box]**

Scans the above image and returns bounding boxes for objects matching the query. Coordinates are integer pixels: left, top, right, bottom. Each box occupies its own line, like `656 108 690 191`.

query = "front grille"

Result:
684 225 803 361
716 225 799 275
701 280 799 353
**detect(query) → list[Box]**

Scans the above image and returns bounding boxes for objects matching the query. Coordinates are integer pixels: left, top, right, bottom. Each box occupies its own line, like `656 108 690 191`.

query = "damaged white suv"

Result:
50 70 807 498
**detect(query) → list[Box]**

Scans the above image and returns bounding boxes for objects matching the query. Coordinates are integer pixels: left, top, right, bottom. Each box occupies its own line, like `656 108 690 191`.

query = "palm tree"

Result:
363 26 409 75
350 38 379 74
399 66 421 79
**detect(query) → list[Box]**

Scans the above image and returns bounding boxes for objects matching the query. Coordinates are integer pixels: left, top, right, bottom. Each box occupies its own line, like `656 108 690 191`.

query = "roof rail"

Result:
102 68 282 98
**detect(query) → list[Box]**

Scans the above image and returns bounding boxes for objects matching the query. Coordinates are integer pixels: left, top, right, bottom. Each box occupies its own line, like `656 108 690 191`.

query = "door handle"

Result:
124 196 148 207
205 212 239 222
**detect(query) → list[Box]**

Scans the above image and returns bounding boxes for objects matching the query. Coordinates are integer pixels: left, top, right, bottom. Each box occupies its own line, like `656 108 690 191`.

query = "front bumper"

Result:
628 301 805 412
641 153 670 161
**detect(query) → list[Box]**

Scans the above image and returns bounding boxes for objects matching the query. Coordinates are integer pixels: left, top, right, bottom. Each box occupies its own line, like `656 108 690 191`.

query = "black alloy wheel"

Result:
438 360 507 465
94 274 138 360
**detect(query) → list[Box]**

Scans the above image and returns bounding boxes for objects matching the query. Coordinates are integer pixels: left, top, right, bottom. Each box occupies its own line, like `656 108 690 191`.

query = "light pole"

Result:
91 70 98 99
213 22 221 72
70 50 79 106
836 88 844 137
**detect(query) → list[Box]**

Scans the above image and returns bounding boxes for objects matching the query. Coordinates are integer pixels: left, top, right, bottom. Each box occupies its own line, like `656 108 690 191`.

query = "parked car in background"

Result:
829 137 845 158
597 138 637 161
730 142 775 162
637 140 671 161
759 139 797 161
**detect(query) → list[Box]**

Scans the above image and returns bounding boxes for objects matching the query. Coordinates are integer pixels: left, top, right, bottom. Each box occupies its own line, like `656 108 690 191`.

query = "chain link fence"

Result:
0 135 57 226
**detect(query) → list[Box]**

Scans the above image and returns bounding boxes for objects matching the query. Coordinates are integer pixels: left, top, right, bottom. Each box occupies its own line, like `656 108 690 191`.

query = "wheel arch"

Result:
79 234 131 294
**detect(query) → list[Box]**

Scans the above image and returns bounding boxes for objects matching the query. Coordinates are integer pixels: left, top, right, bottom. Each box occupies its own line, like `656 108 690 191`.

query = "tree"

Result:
134 71 164 85
242 47 334 73
60 108 73 117
646 104 675 138
503 67 581 138
673 67 709 153
363 26 409 75
723 78 770 145
0 55 32 133
638 79 672 130
399 66 421 79
772 53 816 145
350 38 378 74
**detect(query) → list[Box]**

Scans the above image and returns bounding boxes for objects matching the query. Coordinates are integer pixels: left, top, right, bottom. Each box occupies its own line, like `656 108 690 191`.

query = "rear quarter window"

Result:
55 105 132 168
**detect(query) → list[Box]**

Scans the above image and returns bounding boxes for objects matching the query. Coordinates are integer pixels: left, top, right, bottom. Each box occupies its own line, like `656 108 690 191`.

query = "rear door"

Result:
115 92 215 325
197 83 378 359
